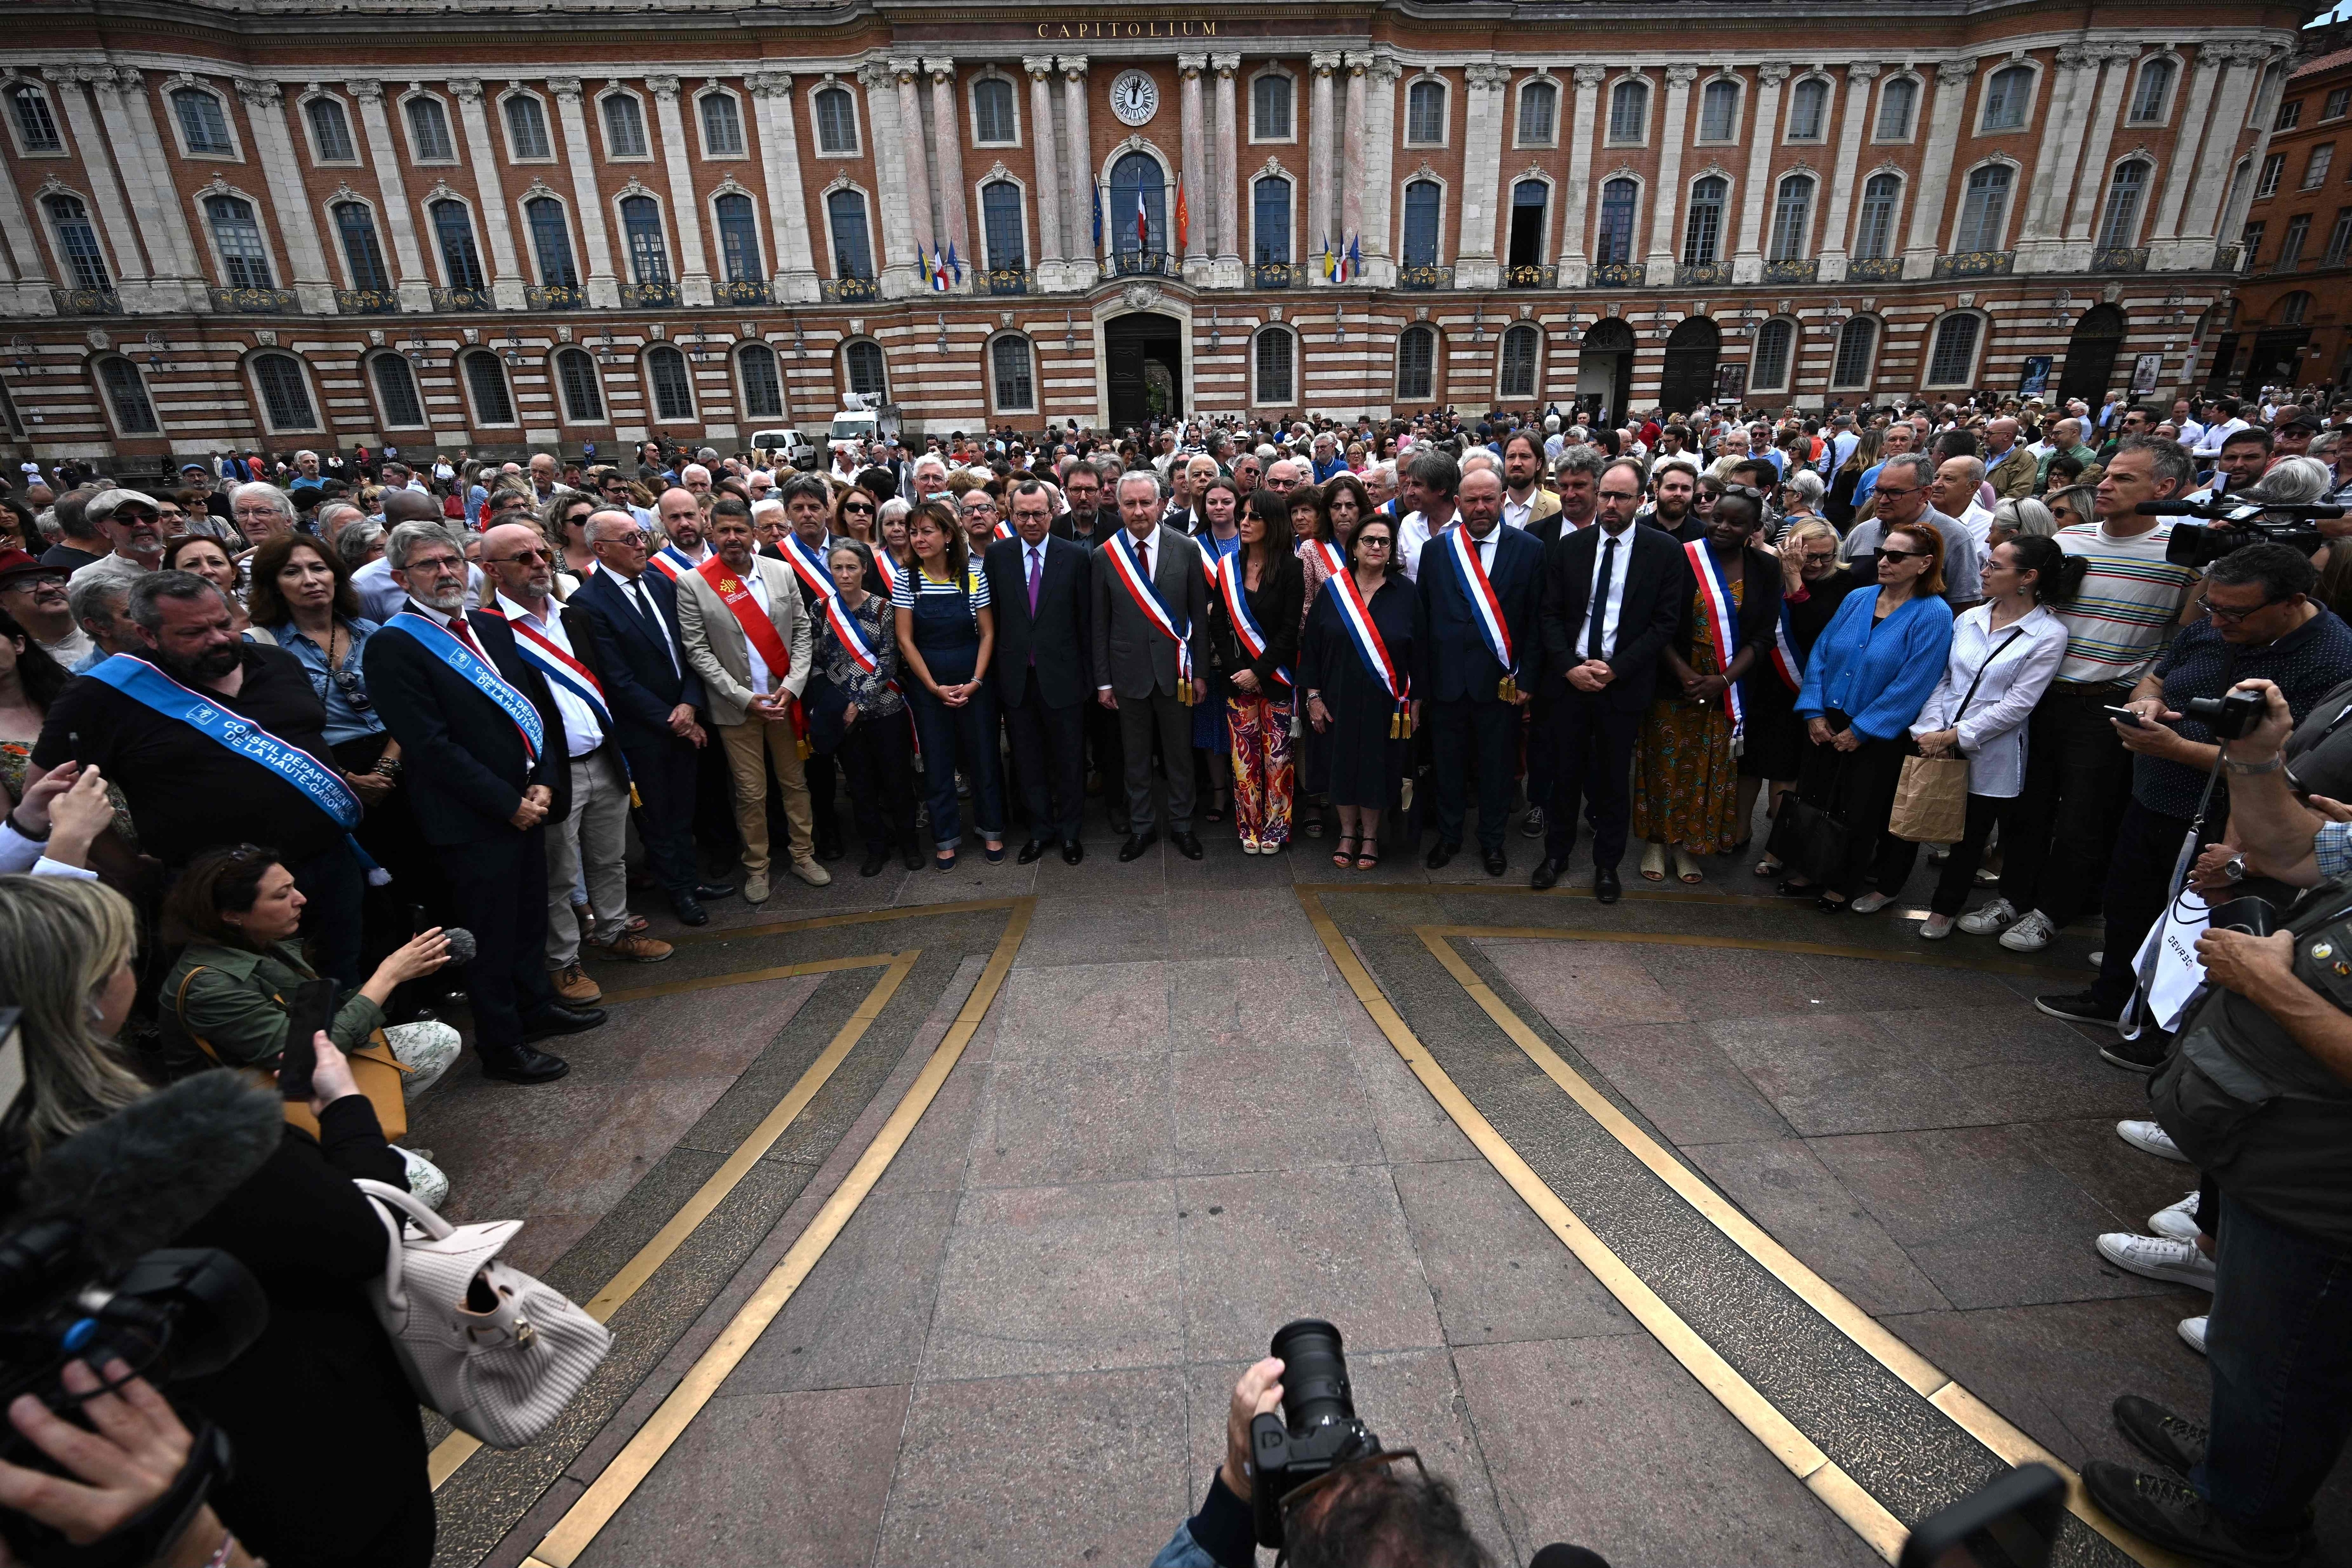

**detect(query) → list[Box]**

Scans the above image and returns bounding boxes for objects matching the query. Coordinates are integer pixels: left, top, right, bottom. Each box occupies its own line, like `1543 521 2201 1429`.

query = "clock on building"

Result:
1109 69 1160 126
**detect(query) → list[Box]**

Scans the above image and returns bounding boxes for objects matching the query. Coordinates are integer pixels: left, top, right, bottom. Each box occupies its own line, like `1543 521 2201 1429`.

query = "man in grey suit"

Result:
1092 470 1212 862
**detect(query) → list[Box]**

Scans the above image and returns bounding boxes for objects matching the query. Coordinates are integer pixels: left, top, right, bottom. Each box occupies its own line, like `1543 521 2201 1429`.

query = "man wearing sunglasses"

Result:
66 489 166 591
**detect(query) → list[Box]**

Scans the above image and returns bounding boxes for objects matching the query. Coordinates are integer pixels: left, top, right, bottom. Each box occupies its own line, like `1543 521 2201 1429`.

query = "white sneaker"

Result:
790 857 833 887
383 1019 462 1101
397 1146 450 1211
2150 1191 2203 1241
1998 909 2057 952
2117 1118 2190 1164
2178 1315 2209 1355
1957 897 2019 936
2096 1232 2216 1290
1919 912 1956 940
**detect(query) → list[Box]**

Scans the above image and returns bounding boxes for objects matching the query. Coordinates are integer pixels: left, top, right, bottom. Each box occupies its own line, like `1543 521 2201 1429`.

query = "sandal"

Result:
1753 855 1783 877
1332 833 1361 870
1355 844 1381 870
1204 791 1230 825
1304 817 1325 838
1639 842 1668 882
1673 849 1705 885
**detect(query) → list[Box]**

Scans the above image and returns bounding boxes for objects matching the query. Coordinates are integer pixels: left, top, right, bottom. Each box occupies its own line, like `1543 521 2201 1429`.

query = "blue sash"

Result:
379 611 544 763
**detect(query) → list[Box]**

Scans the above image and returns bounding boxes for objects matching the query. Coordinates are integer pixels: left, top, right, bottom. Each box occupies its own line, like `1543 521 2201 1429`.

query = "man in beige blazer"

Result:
674 497 830 902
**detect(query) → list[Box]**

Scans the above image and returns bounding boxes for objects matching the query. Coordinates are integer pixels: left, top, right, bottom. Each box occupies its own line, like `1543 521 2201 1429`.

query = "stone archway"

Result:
1659 316 1720 416
2057 303 2127 407
1102 310 1185 432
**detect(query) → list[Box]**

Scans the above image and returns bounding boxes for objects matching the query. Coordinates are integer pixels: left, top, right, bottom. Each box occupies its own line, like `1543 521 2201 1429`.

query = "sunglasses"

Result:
1878 546 1932 561
843 502 876 514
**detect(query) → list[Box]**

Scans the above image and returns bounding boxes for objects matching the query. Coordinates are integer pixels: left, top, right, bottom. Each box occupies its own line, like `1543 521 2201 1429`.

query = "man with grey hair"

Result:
36 488 106 576
1263 457 1302 496
314 501 364 547
355 493 480 620
68 489 165 590
228 481 298 549
1094 467 1212 860
64 574 135 674
910 454 951 503
1852 449 1980 607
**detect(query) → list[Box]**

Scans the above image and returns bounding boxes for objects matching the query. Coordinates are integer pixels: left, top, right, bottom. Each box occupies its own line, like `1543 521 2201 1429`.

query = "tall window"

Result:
844 339 886 400
7 84 61 152
1683 176 1726 265
1980 65 2032 131
1698 79 1738 141
1830 316 1877 389
305 97 354 162
646 346 693 421
2283 212 2312 265
826 190 872 278
332 202 389 293
2282 290 2313 327
1786 78 1828 140
713 193 760 283
2277 98 2303 132
2256 152 2286 199
699 92 744 155
526 198 577 286
430 200 484 290
403 96 453 161
370 354 425 427
1596 178 1638 264
1853 173 1900 259
1498 325 1538 399
1405 80 1444 145
2330 86 2352 122
991 336 1034 412
1518 80 1556 143
1875 76 1917 139
98 358 158 434
204 195 273 289
2307 145 2336 190
172 87 232 153
981 180 1024 269
813 86 857 154
2098 161 2151 249
1401 180 1441 266
43 195 109 291
1955 165 2012 252
554 347 603 422
973 78 1015 144
737 343 783 420
1254 74 1294 139
1926 313 1980 385
2130 58 2174 122
1751 318 1793 390
503 95 551 159
2328 206 2352 266
2242 219 2266 265
252 352 316 429
1255 330 1294 404
1253 178 1291 264
620 195 670 284
1396 325 1435 401
1769 175 1814 260
462 350 514 424
1608 79 1648 142
602 94 647 157
1108 151 1165 255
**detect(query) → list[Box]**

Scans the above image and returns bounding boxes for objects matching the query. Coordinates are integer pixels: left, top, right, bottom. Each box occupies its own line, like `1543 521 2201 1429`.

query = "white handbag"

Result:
354 1178 612 1449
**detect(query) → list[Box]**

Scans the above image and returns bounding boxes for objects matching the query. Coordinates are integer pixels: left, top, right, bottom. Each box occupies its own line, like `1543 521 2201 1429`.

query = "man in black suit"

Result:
986 480 1093 864
1532 457 1689 901
362 521 601 1083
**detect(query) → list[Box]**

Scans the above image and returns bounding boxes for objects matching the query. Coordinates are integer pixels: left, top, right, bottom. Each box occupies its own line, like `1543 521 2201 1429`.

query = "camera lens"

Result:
1270 1318 1354 1433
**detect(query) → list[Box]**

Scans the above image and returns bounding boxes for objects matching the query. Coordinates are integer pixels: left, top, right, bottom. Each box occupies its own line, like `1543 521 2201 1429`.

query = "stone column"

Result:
2061 46 2140 266
1211 54 1242 284
888 61 936 263
1456 63 1513 289
926 60 971 281
858 62 918 292
2211 48 2284 255
2015 48 2095 270
1816 63 1880 282
544 79 620 307
350 82 432 311
1061 58 1094 267
1557 63 1603 286
1358 55 1399 285
1307 52 1340 275
1180 55 1209 280
235 79 336 313
1731 66 1788 281
744 73 818 303
1027 57 1066 281
1900 58 1978 279
643 76 712 306
41 69 153 306
2149 49 2227 253
1341 56 1368 263
93 69 205 308
447 81 525 308
2178 46 2264 256
1644 65 1698 275
0 138 55 313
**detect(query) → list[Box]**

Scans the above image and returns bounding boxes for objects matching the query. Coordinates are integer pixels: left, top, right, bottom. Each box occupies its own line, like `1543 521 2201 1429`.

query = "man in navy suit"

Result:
985 480 1092 864
363 521 600 1084
571 510 734 924
1413 467 1545 876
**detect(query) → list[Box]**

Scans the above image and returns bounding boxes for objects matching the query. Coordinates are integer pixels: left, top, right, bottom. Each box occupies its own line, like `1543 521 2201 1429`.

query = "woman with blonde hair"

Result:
1989 496 2056 546
0 874 148 1155
1828 424 1882 530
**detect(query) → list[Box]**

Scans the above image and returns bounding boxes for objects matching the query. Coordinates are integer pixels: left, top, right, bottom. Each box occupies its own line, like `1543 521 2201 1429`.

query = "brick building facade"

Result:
2224 23 2352 397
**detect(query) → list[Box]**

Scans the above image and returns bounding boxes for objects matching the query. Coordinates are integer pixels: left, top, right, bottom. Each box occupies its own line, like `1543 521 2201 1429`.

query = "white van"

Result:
749 427 817 470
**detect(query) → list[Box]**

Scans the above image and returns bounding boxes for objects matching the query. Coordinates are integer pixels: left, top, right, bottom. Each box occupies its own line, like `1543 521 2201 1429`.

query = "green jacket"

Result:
161 939 383 1076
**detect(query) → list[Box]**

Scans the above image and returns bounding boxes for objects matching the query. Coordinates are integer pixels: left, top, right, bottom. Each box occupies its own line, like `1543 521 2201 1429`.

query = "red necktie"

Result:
446 612 486 658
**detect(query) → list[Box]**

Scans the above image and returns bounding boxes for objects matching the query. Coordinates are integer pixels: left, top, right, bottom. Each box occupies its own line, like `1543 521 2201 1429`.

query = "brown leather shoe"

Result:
592 932 675 964
548 962 603 1006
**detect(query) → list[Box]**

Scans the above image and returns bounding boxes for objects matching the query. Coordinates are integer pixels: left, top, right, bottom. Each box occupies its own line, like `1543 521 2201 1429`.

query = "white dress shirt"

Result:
498 594 603 755
1397 508 1456 581
740 567 777 697
616 567 682 676
1570 522 1636 662
1909 603 2068 798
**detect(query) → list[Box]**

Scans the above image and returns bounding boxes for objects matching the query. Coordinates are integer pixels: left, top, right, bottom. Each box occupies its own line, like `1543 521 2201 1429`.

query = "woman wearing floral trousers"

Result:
1214 489 1305 853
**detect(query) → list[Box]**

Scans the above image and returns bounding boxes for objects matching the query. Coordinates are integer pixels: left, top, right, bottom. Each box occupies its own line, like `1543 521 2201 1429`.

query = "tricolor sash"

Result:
1768 604 1802 693
994 519 1015 541
1321 562 1412 737
1101 529 1195 696
89 654 386 883
1307 538 1348 583
1685 540 1746 740
780 533 881 676
1443 526 1516 687
649 543 699 583
483 604 639 803
697 557 806 754
1217 550 1292 690
872 547 903 600
380 611 544 764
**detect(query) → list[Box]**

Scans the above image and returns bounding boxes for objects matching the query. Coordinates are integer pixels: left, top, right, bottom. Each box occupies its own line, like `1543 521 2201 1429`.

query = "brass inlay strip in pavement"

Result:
596 950 907 1005
1424 921 2083 982
1289 879 2102 935
520 897 1034 1568
428 951 916 1490
664 894 1023 947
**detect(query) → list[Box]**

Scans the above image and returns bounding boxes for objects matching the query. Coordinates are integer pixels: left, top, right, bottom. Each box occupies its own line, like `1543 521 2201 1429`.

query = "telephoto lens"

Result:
1271 1318 1355 1433
1250 1319 1384 1548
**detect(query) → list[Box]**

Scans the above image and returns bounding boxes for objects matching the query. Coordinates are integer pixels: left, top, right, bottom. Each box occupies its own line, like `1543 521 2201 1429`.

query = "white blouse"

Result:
1909 602 2068 799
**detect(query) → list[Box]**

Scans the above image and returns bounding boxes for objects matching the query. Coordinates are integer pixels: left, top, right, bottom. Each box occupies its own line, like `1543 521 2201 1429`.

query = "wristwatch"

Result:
2220 852 2249 884
2223 751 2286 775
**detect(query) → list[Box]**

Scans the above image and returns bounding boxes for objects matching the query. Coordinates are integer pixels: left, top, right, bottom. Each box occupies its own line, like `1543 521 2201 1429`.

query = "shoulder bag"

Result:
172 967 409 1142
1889 627 2026 844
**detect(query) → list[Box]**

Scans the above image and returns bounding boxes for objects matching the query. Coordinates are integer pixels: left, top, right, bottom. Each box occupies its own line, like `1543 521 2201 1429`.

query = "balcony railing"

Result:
1845 256 1905 281
51 286 121 315
1505 263 1558 289
1934 250 2014 278
2216 241 2247 273
1252 261 1305 289
1762 258 1819 283
526 283 586 310
2090 246 2149 275
820 275 877 303
431 286 493 312
980 268 1033 296
209 285 300 314
713 279 771 305
1591 260 1647 288
1104 249 1177 278
619 281 680 308
1396 263 1454 291
336 288 399 316
1675 262 1731 287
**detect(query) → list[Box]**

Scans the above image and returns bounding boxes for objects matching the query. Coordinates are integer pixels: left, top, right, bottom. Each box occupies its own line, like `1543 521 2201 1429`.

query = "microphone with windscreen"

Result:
442 927 477 966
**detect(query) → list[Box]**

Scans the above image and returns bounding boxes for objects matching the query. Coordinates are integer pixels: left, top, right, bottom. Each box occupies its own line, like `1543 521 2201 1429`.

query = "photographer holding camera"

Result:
2082 677 2352 1567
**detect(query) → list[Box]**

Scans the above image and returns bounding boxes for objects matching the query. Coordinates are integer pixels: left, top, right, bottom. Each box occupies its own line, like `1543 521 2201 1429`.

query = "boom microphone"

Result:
442 926 478 966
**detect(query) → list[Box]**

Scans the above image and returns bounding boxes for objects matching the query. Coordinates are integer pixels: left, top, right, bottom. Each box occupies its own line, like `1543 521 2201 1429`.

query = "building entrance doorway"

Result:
1105 312 1184 431
1577 318 1635 425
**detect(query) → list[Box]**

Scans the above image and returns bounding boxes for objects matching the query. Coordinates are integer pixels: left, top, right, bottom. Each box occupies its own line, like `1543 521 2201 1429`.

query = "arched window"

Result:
1608 79 1648 142
1875 76 1917 140
2283 290 2314 327
844 339 887 400
1788 78 1829 140
96 357 158 434
1683 176 1727 265
1829 316 1878 389
826 190 873 279
2098 160 2152 250
1750 318 1793 392
1980 65 2032 131
1396 325 1436 401
813 86 857 155
1254 74 1294 139
171 87 232 154
713 192 760 283
43 195 109 291
554 347 604 422
991 335 1035 412
7 83 61 152
1401 180 1441 266
204 195 273 289
1110 151 1166 256
2130 58 2175 123
620 195 670 284
646 345 694 422
737 343 783 420
332 202 389 294
525 197 577 287
1853 173 1901 260
370 354 425 427
1769 175 1815 260
1956 165 2013 253
1499 325 1539 400
699 92 744 156
973 78 1015 145
305 97 354 162
429 199 484 290
1253 177 1292 265
1406 80 1445 145
1596 178 1638 265
1698 79 1738 141
403 96 454 162
1255 329 1295 404
462 350 514 424
980 180 1024 270
1518 80 1557 144
252 352 316 430
602 94 648 157
503 95 551 160
1926 313 1981 386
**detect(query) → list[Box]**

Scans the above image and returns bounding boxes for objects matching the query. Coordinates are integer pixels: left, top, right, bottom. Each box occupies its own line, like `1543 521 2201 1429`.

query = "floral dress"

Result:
1630 575 1744 854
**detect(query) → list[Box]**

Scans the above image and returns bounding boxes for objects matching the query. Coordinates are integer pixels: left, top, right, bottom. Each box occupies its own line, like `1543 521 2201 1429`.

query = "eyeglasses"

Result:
1357 536 1393 550
1276 1449 1430 1537
1872 486 1922 503
1878 546 1932 561
2206 597 2284 624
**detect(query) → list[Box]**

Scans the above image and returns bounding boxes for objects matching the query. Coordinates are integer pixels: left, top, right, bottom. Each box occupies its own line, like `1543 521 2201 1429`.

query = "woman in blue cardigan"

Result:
1785 521 1956 911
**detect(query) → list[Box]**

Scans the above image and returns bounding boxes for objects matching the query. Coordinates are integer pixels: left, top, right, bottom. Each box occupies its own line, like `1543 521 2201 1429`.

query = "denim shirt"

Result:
273 616 388 745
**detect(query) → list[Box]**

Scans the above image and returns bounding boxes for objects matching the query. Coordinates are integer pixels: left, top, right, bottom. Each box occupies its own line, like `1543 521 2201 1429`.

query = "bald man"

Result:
656 487 711 567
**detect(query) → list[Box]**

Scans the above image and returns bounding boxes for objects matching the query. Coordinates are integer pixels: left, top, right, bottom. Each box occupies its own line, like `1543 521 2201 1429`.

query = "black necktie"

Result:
630 576 679 674
1588 536 1617 661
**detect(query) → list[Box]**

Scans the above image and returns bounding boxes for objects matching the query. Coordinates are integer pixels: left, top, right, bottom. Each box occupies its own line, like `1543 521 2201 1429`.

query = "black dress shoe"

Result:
1531 857 1567 891
900 844 925 871
693 881 736 901
1017 838 1050 865
1482 848 1508 877
1062 840 1084 865
1594 866 1622 905
860 848 891 878
1118 830 1159 862
1425 841 1459 870
1171 830 1204 860
671 895 709 927
522 1004 606 1041
817 835 847 862
478 1041 570 1084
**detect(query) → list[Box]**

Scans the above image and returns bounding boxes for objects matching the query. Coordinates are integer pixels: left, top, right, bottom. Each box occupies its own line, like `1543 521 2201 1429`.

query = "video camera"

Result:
2138 498 2339 570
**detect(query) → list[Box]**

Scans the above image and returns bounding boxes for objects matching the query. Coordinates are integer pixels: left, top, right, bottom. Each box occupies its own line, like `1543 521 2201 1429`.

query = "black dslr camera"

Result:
2183 686 2266 741
1250 1319 1384 1548
2164 507 2327 569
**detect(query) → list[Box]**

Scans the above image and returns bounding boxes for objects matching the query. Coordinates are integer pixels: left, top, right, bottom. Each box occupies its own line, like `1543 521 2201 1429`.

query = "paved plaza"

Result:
412 814 2352 1568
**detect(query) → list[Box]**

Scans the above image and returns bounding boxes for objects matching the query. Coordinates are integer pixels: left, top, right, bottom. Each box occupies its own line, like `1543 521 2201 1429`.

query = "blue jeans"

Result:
2197 1192 2352 1543
910 682 1005 852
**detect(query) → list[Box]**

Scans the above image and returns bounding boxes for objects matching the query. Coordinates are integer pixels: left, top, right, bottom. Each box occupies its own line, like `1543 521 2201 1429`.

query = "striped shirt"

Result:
2050 520 2200 685
889 562 990 611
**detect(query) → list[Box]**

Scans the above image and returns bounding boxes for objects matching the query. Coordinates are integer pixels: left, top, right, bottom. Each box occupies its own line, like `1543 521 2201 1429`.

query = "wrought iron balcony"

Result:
1845 256 1905 281
1933 250 2014 278
1505 263 1558 289
431 286 493 312
1252 262 1304 289
2090 246 2149 275
2216 241 2247 273
1396 263 1453 291
1591 260 1647 288
980 268 1033 296
619 281 680 308
51 286 121 315
209 285 299 314
1762 258 1819 283
821 275 878 303
336 288 399 316
1104 249 1177 278
713 279 771 305
526 284 586 310
1675 262 1731 287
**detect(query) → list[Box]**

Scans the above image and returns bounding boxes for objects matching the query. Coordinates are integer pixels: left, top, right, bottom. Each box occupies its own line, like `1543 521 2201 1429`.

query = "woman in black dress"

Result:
1301 513 1421 870
1745 516 1862 877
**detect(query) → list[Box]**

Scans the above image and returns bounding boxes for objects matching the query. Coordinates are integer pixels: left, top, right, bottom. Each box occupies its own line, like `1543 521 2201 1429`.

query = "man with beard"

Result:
68 489 166 589
0 550 88 666
1641 459 1701 541
365 521 599 1082
1054 461 1116 547
648 486 713 580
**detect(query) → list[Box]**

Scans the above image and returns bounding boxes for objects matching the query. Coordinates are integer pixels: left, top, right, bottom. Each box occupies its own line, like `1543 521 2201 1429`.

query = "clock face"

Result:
1110 69 1160 126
